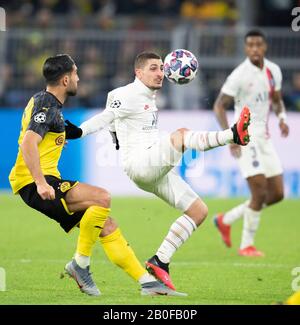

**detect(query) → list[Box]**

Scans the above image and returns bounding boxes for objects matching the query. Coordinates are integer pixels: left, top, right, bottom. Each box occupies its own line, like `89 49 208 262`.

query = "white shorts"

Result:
125 135 199 212
237 136 283 179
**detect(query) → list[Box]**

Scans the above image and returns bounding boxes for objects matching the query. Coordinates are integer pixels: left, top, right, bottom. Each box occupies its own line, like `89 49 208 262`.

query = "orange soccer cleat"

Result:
238 246 265 257
232 106 251 145
214 213 232 248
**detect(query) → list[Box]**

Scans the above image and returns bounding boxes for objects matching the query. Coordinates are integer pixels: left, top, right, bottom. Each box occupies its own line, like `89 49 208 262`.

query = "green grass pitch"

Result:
0 193 299 305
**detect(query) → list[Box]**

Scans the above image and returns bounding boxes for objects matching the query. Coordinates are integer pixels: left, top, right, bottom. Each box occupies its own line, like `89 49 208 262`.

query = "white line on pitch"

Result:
16 259 295 269
173 261 294 269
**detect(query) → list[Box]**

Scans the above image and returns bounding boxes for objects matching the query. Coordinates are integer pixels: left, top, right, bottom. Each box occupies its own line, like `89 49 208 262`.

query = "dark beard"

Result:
67 89 77 96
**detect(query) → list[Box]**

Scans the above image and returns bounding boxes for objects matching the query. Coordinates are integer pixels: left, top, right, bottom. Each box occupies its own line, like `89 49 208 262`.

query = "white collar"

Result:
245 57 265 72
134 77 157 99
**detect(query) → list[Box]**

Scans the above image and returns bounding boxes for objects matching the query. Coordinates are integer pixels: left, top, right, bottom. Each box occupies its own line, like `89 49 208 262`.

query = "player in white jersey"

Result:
213 30 289 257
69 52 251 290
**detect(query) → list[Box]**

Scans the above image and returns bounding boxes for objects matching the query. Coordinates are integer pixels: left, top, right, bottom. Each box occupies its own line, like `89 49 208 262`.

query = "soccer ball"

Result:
163 49 198 85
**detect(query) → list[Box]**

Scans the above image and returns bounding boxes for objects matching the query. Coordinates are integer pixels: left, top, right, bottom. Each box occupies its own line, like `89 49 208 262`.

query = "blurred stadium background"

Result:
0 0 299 197
0 0 300 306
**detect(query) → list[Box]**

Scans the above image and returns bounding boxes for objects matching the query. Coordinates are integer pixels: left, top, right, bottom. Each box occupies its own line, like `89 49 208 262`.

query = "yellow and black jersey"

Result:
9 90 66 194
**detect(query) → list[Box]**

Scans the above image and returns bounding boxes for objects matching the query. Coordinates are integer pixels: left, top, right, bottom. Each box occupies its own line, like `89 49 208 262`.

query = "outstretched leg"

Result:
172 106 250 153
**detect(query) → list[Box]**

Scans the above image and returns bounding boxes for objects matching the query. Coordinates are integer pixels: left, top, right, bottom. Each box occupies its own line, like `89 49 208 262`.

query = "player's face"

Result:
245 36 267 67
136 59 164 90
66 65 79 96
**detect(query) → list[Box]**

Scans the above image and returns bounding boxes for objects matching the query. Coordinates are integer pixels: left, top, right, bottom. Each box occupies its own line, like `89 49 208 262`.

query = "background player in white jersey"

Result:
69 52 251 290
213 30 289 257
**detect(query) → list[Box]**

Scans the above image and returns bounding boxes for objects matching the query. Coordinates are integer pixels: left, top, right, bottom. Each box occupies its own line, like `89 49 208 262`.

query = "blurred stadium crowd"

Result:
0 0 299 111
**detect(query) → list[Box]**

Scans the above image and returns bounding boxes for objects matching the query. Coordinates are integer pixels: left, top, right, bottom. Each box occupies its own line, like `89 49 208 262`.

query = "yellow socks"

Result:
77 206 110 257
99 228 147 281
286 291 300 305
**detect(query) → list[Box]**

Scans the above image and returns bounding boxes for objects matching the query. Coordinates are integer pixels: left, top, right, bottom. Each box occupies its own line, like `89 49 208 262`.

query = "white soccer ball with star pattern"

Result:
163 49 198 85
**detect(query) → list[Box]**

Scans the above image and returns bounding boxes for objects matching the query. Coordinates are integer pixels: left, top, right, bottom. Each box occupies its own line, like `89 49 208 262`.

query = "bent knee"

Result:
252 186 268 203
268 191 284 205
175 128 189 140
94 188 111 208
187 199 208 226
176 127 189 134
171 128 189 140
276 191 284 203
200 202 208 220
171 128 190 151
101 190 111 208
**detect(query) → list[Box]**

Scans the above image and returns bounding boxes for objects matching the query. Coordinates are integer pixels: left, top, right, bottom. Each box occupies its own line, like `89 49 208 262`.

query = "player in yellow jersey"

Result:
9 54 180 297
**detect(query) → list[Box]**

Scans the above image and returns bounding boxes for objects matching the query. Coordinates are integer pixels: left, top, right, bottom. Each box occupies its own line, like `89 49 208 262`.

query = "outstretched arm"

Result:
80 110 115 137
65 110 115 139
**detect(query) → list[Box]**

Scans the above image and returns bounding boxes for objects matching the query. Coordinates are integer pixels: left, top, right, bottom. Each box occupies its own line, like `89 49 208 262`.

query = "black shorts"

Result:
19 175 84 233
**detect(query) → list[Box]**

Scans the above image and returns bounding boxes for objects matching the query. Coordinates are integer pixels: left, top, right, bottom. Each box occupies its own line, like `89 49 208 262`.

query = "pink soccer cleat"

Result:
146 255 176 290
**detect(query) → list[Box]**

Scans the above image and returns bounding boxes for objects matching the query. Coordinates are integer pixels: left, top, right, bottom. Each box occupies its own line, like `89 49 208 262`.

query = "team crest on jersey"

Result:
55 135 65 146
60 182 71 193
34 112 46 123
110 100 121 109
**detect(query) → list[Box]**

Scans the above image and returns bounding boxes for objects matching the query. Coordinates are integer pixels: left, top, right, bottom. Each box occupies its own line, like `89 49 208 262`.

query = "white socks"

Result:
240 207 261 249
138 272 157 285
75 252 90 269
156 215 197 264
223 200 250 225
184 129 233 151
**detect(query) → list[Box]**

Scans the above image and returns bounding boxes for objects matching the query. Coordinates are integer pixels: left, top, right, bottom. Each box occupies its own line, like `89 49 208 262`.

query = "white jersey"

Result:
80 77 159 166
221 58 282 138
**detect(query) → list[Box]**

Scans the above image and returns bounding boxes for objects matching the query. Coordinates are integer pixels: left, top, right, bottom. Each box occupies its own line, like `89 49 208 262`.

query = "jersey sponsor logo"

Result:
33 112 46 123
144 104 150 110
110 100 121 109
255 91 269 103
60 181 71 193
152 112 158 126
142 112 158 130
55 135 65 146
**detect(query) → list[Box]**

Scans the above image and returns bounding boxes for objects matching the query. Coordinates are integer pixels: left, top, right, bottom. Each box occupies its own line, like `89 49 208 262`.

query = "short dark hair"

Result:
244 29 266 42
134 51 161 69
43 54 75 85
